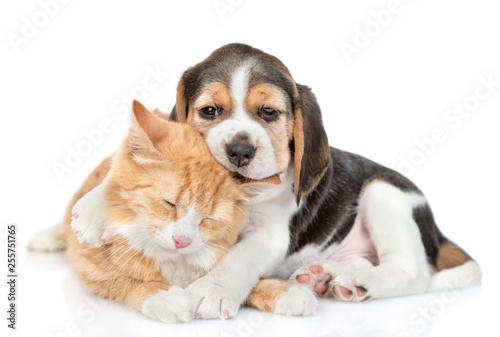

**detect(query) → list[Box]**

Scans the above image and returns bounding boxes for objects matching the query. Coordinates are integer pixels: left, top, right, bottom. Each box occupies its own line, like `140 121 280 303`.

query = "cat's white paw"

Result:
186 276 241 320
274 285 317 316
71 184 112 246
28 224 65 252
142 287 192 323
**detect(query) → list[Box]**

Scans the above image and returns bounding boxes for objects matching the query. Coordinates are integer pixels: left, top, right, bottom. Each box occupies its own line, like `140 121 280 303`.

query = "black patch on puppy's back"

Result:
288 147 444 268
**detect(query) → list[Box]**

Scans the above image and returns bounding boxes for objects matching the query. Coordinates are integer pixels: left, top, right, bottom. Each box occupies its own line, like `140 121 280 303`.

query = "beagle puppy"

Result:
70 43 482 319
170 43 482 304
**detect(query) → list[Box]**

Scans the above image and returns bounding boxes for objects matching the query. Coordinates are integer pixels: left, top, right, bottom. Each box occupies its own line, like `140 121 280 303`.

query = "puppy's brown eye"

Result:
164 200 176 209
258 107 279 122
199 106 222 120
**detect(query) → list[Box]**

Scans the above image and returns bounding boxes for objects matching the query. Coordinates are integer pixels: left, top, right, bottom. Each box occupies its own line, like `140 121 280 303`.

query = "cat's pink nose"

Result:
172 235 191 249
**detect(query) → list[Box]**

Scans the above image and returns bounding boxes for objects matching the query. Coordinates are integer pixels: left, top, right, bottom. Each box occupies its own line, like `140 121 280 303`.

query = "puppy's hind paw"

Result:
332 270 373 302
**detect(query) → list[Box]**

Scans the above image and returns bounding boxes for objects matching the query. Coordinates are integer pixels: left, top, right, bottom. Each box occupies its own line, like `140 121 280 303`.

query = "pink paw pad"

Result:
313 274 332 297
296 274 311 285
355 287 367 297
353 282 369 299
308 265 323 275
340 286 353 299
332 283 354 300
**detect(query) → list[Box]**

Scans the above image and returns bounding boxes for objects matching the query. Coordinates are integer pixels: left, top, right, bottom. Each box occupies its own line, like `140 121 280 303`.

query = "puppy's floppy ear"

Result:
171 70 190 123
292 84 330 205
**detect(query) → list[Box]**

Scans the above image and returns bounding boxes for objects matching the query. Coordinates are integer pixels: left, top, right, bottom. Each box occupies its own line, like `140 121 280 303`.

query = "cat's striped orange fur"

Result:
61 101 247 320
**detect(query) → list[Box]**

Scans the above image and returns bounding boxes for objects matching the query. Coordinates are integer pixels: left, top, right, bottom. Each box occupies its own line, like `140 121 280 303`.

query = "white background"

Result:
1 0 499 336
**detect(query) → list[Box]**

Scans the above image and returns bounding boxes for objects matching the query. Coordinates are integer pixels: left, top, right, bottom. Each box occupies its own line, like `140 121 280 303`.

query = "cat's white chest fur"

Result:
157 257 208 288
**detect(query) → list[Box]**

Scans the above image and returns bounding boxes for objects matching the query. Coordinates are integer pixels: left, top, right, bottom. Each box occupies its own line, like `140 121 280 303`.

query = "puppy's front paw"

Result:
71 184 112 246
332 269 374 302
186 276 241 320
142 286 192 323
274 286 317 316
289 263 333 297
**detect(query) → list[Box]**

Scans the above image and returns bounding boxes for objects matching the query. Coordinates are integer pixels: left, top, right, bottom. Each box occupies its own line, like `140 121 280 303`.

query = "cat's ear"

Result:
128 100 165 162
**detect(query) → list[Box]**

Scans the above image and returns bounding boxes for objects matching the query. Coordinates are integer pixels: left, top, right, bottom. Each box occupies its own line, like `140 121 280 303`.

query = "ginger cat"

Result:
31 100 246 322
30 100 313 322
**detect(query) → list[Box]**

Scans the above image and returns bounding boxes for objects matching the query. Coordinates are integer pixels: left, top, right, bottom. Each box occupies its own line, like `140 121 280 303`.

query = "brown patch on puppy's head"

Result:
244 83 293 173
188 82 234 137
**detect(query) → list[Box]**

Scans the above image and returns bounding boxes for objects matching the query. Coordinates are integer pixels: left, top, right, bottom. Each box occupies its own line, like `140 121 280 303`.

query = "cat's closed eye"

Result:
163 200 176 210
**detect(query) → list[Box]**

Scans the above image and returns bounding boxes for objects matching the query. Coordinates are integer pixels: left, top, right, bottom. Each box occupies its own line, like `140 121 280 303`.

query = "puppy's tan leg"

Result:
246 279 317 316
246 279 290 312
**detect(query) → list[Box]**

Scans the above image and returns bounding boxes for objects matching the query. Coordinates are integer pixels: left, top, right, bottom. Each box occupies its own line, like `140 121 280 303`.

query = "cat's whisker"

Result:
206 242 231 255
102 236 150 272
90 245 126 278
57 232 79 248
83 244 116 262
76 243 111 254
91 236 150 277
206 248 230 267
109 247 147 290
132 250 148 279
204 244 226 267
199 248 215 274
129 237 156 280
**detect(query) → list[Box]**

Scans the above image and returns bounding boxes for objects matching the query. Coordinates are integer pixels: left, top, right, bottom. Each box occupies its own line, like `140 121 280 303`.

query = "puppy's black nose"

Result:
226 142 256 168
